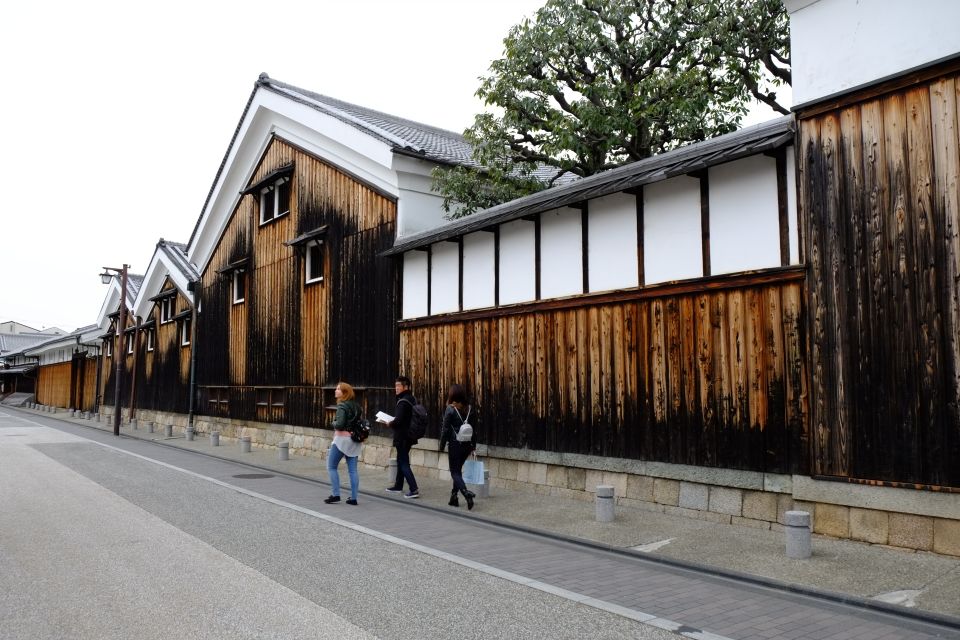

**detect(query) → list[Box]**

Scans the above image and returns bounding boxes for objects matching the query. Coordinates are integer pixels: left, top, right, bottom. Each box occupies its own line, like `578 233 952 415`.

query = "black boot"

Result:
462 489 475 511
448 490 459 507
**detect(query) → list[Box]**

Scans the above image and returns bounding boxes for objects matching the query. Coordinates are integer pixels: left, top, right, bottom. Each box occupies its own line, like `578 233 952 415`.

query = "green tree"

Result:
434 0 791 217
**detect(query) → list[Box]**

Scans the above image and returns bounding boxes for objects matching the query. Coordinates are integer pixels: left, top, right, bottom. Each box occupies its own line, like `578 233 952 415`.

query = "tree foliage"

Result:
434 0 791 217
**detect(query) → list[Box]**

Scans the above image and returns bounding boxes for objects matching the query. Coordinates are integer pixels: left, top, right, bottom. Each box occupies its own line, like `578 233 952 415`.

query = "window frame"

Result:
125 332 134 355
305 239 324 284
105 339 112 357
160 297 175 324
233 269 246 304
259 176 292 226
180 316 191 347
146 327 155 352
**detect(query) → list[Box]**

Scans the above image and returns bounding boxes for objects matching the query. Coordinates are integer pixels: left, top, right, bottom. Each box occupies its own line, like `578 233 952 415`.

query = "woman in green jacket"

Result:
325 381 362 505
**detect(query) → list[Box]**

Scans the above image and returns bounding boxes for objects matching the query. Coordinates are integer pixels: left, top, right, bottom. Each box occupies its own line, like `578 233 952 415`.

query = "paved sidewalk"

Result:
19 408 960 625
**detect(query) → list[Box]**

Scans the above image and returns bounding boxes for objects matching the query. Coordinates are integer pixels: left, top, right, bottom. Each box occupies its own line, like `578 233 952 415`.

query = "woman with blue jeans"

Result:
324 382 362 505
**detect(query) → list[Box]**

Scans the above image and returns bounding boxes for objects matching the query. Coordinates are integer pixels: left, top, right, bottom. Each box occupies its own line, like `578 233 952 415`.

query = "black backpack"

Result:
401 398 428 443
348 405 370 443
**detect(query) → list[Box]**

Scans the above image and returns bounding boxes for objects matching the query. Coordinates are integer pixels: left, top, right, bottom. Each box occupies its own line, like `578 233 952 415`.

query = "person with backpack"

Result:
324 381 362 505
382 375 421 499
439 383 477 510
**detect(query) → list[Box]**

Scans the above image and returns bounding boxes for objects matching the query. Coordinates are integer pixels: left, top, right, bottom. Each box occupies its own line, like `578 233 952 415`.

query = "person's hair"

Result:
337 381 355 401
395 376 412 389
446 384 468 405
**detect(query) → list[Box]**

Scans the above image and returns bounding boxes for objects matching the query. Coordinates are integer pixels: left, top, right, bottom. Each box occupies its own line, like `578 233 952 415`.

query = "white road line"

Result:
75 435 737 640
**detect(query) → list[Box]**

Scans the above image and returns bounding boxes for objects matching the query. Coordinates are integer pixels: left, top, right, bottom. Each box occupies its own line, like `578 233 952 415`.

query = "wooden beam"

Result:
494 227 500 307
699 172 711 277
534 213 541 301
581 202 590 294
776 149 790 266
458 237 464 312
636 187 645 287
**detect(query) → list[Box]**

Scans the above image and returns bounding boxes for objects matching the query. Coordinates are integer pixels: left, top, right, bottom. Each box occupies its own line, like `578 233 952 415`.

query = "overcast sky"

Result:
0 0 785 333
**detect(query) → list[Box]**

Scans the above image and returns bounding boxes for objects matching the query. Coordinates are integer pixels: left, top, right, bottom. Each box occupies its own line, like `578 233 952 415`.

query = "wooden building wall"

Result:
99 311 136 415
36 361 72 408
133 280 193 415
800 66 960 487
195 136 399 427
399 270 808 474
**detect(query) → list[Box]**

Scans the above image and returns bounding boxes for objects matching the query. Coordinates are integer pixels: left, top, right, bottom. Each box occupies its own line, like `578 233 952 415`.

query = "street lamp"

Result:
100 265 129 437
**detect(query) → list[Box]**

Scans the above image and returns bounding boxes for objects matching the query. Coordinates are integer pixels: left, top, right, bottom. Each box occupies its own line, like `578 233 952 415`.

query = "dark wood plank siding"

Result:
37 362 72 408
801 71 960 487
399 273 808 473
194 137 399 427
133 281 193 414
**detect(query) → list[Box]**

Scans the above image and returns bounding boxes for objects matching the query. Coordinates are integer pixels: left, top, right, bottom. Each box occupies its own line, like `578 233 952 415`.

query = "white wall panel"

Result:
588 192 638 292
430 242 460 314
786 146 799 264
709 155 780 275
498 219 536 305
462 232 495 310
540 207 583 299
402 251 429 319
643 176 703 285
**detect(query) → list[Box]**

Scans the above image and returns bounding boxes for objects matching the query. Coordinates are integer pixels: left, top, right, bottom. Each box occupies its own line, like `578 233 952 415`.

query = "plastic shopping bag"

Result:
462 458 485 485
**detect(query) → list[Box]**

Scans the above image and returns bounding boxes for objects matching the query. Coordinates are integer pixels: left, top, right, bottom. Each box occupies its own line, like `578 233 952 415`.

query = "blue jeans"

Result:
327 444 358 500
391 439 418 492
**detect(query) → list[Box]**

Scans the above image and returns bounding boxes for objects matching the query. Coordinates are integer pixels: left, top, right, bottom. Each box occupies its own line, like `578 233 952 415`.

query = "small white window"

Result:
305 240 324 284
160 297 175 323
233 269 246 304
146 328 155 352
125 333 134 355
259 176 291 225
181 316 191 346
105 339 113 357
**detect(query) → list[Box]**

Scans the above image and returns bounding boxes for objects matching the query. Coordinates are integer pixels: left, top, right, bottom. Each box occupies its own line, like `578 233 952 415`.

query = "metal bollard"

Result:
388 458 398 486
164 424 173 438
278 442 289 461
210 431 220 446
186 426 194 441
595 485 615 523
785 510 812 559
240 436 251 453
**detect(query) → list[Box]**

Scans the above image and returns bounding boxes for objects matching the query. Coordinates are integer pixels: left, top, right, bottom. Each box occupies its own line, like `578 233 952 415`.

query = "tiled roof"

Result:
158 240 199 282
126 274 144 302
0 332 64 355
259 74 478 168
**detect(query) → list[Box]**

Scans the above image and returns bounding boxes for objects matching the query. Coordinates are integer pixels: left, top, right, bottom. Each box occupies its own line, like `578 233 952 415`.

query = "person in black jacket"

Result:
439 383 477 510
382 376 420 498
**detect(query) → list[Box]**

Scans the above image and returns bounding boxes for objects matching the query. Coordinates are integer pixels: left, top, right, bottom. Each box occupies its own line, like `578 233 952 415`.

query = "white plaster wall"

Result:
588 192 639 292
643 176 703 285
540 207 583 299
402 251 429 319
462 232 496 310
397 188 450 238
430 242 460 314
709 155 781 276
498 219 536 305
786 0 960 106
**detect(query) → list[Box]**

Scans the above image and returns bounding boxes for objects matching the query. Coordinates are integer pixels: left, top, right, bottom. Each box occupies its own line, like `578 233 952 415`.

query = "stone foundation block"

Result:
551 487 591 502
601 471 627 498
664 505 699 519
529 462 548 485
777 494 796 524
619 498 665 514
498 459 519 481
791 500 816 524
814 503 850 538
742 491 778 522
546 465 567 489
653 478 680 506
626 475 654 501
889 513 934 551
698 511 733 525
585 469 604 494
566 467 586 491
849 508 889 545
933 519 960 557
709 487 743 516
409 449 425 467
420 450 439 470
516 461 530 483
679 482 709 510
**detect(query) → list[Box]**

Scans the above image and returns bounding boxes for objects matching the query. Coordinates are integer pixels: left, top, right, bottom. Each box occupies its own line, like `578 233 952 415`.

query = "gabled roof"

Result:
126 274 145 302
0 332 63 356
384 115 795 255
22 324 102 356
259 75 477 168
133 239 199 318
158 240 200 282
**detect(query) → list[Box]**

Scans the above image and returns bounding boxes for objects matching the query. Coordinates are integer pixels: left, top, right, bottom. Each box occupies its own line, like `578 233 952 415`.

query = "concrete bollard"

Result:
131 418 138 430
467 469 492 498
164 424 173 438
240 436 251 453
785 510 812 559
145 421 154 433
278 442 289 461
388 458 398 486
210 431 220 446
595 485 615 523
186 426 194 441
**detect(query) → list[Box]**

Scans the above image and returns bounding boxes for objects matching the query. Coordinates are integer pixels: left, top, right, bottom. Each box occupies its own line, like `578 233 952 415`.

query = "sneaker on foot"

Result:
346 498 358 506
385 487 403 493
404 491 420 499
324 495 341 504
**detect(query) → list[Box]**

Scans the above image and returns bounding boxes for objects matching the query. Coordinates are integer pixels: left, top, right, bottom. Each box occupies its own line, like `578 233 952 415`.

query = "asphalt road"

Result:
0 411 675 640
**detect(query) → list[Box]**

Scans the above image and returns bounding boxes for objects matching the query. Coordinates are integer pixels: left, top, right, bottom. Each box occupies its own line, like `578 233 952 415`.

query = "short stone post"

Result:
240 436 251 453
595 485 615 523
210 431 220 446
164 424 173 438
145 421 154 433
388 458 398 486
785 510 812 559
278 442 289 461
131 418 138 430
186 426 195 441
